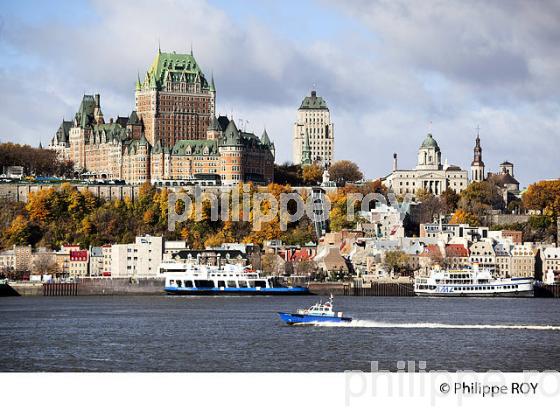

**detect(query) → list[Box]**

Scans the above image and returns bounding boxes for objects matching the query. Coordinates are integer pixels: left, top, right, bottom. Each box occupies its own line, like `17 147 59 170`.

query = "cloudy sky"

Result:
1 0 559 186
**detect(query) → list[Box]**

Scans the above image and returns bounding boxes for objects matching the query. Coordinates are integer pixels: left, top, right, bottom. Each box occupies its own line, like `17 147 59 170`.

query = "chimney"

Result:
94 94 100 108
393 153 398 171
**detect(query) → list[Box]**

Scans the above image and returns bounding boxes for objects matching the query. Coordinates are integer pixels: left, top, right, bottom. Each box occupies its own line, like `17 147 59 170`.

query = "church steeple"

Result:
471 127 485 182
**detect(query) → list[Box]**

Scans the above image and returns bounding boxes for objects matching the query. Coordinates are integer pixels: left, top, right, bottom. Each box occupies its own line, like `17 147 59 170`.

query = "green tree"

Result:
383 250 410 275
458 180 504 219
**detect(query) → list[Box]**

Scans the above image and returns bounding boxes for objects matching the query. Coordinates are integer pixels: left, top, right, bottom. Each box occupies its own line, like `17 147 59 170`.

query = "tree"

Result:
415 188 434 202
523 180 560 218
273 162 303 186
33 253 58 276
328 160 363 185
440 188 460 213
449 209 480 225
302 164 323 185
382 250 410 275
293 259 317 276
261 253 286 276
458 180 504 218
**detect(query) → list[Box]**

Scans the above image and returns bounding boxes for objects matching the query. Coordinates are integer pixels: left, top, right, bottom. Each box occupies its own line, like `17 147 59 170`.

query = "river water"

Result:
1 295 559 372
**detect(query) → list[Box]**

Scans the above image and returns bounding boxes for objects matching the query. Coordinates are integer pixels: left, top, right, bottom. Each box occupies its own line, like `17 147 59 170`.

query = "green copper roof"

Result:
141 50 209 91
172 139 219 156
301 130 312 165
420 133 440 150
208 115 221 131
261 128 271 146
75 95 96 127
222 120 243 146
299 90 328 110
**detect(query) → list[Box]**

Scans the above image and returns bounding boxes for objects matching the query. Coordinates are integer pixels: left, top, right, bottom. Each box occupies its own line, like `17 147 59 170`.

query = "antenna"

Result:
476 124 480 135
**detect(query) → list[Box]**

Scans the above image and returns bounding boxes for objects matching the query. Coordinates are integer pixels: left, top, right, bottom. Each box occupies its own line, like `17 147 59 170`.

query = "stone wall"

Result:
0 183 142 203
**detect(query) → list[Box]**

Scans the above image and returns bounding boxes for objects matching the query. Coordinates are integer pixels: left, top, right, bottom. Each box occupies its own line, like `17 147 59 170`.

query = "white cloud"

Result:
0 0 558 186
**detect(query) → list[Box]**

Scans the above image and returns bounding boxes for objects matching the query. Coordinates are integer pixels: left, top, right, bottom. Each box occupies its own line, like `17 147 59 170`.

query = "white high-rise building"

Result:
111 235 163 278
292 90 334 166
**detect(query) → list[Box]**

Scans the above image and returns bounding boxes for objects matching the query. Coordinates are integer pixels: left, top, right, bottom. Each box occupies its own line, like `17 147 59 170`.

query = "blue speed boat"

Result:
278 295 352 325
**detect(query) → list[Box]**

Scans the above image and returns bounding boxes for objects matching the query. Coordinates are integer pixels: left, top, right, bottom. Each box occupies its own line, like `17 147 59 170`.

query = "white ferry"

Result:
414 266 534 297
159 261 309 295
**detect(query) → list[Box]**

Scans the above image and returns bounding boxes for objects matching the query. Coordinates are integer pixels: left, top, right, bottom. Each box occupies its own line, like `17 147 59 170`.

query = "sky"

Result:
0 0 559 187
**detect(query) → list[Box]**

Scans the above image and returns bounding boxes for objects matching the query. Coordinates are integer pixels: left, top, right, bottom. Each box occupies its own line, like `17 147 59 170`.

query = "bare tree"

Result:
33 253 58 276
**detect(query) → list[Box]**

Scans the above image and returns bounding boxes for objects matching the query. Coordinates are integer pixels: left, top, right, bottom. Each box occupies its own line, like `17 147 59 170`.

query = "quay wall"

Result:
534 284 560 298
10 282 43 296
308 282 350 296
76 277 165 296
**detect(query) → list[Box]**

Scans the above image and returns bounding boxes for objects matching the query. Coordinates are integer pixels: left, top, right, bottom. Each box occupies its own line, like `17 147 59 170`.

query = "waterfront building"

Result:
444 244 470 269
494 241 512 277
48 49 275 185
69 250 89 277
541 247 560 275
383 133 469 197
0 248 15 272
111 235 163 278
510 243 536 278
418 244 444 269
293 90 334 167
314 245 348 275
469 241 496 271
14 245 32 272
89 246 111 277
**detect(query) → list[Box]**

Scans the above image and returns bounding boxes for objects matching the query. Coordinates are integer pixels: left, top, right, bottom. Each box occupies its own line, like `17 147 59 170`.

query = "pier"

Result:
347 282 415 296
43 283 79 296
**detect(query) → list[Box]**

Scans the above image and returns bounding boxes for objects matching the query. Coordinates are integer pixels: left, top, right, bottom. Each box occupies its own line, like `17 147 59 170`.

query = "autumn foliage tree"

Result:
328 160 363 185
523 180 560 218
302 163 323 185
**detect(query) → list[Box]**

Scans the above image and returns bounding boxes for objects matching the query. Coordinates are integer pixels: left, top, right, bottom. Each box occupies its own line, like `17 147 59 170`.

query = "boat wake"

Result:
309 320 560 331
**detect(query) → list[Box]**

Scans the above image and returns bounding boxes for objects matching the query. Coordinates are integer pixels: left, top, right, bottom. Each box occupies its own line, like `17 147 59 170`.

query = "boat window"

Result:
253 280 267 287
169 280 175 286
218 281 226 287
194 280 214 288
227 281 237 288
238 281 248 288
184 280 193 287
176 280 183 287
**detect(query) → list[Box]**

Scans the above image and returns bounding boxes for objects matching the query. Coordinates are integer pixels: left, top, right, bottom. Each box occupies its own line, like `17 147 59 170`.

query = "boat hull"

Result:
415 290 534 297
165 286 310 296
278 312 352 325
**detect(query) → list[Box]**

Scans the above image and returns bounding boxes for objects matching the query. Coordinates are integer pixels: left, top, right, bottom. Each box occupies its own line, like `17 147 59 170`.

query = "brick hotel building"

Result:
49 50 275 185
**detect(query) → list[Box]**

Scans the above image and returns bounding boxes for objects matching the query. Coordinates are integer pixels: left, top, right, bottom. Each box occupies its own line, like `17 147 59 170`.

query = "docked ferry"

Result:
414 266 534 297
160 261 309 295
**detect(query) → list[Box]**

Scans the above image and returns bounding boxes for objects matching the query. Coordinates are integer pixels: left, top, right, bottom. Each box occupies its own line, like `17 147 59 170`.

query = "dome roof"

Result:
420 133 440 150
